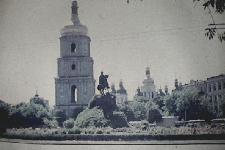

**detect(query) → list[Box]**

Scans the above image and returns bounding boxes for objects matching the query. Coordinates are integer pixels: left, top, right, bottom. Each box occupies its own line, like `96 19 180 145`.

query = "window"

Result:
209 96 212 103
71 85 78 103
208 84 211 92
213 84 217 91
71 43 76 53
218 82 222 90
71 64 76 70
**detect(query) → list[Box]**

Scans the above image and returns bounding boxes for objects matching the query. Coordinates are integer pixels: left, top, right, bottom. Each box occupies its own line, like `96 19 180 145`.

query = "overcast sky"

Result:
0 0 225 106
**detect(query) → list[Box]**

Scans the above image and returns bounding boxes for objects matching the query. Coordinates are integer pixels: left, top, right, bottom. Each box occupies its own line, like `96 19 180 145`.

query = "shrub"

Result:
54 109 66 127
63 119 75 129
43 118 58 128
117 103 135 121
95 129 104 134
75 107 110 128
146 109 162 123
67 127 81 134
110 111 128 128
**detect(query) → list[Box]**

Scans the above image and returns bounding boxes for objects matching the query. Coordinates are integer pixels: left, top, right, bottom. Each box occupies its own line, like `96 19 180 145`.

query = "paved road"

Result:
1 140 225 150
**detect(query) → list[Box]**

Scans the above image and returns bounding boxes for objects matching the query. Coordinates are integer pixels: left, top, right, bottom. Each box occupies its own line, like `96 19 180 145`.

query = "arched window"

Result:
71 43 76 53
71 85 78 103
71 64 76 70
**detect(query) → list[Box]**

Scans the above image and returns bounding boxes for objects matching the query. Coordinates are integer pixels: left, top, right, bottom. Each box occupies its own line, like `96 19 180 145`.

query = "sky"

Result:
0 0 225 106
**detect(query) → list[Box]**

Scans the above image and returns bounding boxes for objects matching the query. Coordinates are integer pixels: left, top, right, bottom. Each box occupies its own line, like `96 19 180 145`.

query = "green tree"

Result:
164 94 178 116
194 0 225 42
0 100 11 133
110 111 129 128
10 101 51 128
153 96 165 111
173 87 214 121
145 101 162 123
117 103 135 121
131 101 147 121
54 109 66 127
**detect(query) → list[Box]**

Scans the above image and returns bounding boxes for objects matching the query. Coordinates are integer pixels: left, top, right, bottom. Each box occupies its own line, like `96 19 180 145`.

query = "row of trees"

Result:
0 96 57 133
163 87 215 121
118 86 224 123
117 99 162 123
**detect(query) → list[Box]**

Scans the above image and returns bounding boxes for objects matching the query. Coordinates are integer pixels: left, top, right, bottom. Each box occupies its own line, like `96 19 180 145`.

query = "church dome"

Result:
60 0 88 37
60 24 88 37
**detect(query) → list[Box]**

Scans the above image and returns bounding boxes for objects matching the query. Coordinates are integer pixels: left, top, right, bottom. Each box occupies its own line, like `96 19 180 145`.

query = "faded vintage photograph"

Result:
0 0 225 149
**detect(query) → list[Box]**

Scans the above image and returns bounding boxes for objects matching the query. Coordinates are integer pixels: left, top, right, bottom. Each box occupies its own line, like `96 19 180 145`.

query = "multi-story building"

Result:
206 74 225 116
177 74 225 117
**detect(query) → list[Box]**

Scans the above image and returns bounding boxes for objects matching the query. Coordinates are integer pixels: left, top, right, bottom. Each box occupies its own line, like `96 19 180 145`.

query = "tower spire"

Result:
71 0 80 25
146 66 150 79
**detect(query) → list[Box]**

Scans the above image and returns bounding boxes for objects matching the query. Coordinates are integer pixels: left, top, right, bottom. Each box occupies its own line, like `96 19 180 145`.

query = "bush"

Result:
54 109 66 127
67 127 81 134
110 111 128 128
146 109 162 123
117 103 135 121
95 129 104 134
75 107 110 128
43 118 58 128
63 119 75 129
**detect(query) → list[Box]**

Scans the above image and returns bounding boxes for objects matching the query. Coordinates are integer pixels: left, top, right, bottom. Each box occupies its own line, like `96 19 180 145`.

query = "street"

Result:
1 140 225 150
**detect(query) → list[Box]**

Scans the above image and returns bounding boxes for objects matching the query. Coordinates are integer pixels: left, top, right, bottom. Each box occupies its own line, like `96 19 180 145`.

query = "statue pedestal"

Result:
89 93 117 118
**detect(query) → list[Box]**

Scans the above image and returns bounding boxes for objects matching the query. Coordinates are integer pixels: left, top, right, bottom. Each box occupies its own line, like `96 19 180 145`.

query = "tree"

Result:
163 87 214 121
194 0 225 42
30 94 49 109
110 111 129 128
0 100 11 133
117 103 135 121
54 109 66 127
153 95 165 111
10 101 51 128
131 101 147 120
145 101 162 123
164 94 178 116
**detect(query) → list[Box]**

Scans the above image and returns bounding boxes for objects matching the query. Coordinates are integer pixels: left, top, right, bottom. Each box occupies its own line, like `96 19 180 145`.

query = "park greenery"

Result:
0 83 225 140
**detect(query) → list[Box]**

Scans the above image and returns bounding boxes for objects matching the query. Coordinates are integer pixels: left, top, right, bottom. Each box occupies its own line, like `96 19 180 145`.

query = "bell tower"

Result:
55 1 95 117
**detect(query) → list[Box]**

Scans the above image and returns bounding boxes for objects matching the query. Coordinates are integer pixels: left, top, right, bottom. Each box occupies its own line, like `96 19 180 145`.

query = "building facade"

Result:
178 74 225 117
55 1 95 117
206 75 225 116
